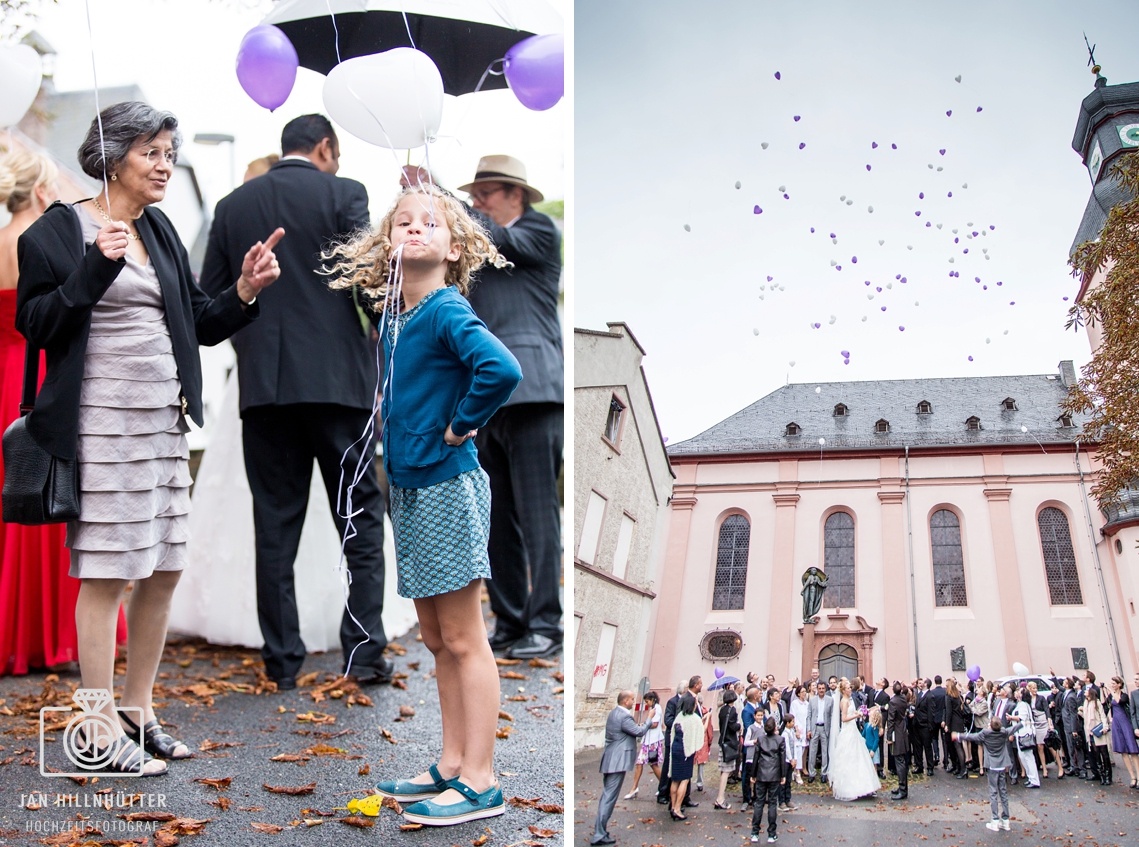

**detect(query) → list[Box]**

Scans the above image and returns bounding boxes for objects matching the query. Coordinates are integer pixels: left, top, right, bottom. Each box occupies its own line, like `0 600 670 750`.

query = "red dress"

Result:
0 289 126 675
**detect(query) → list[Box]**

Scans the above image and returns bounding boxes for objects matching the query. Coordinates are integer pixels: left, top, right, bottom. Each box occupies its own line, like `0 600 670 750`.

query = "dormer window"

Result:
875 419 890 433
604 396 626 446
833 403 848 417
1059 414 1074 428
916 401 932 414
785 422 801 436
965 416 981 431
1002 398 1017 411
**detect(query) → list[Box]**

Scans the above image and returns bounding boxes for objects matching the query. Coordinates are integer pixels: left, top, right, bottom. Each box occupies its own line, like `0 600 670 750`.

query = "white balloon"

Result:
753 328 760 335
867 205 874 213
788 360 796 366
735 181 742 189
936 166 943 172
936 223 943 229
840 195 846 201
830 259 837 266
952 229 959 234
878 239 885 245
778 185 786 192
831 238 838 245
948 257 954 263
0 44 42 127
761 142 769 149
683 224 691 232
818 438 826 445
914 301 919 306
828 315 836 324
1012 662 1029 676
1003 330 1009 335
867 293 875 300
967 222 974 226
322 48 443 149
815 387 821 394
861 316 867 322
886 282 892 289
845 199 852 205
907 245 913 250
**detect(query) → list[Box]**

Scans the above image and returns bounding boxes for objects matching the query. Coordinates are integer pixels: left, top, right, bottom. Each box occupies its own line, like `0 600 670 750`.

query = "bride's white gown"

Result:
168 369 418 649
828 699 881 801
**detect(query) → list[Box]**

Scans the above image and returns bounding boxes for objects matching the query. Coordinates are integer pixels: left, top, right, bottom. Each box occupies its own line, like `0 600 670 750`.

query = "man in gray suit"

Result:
593 691 649 845
805 681 832 782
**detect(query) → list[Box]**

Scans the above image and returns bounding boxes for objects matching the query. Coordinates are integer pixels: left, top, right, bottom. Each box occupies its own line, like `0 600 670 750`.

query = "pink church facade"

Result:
645 364 1139 701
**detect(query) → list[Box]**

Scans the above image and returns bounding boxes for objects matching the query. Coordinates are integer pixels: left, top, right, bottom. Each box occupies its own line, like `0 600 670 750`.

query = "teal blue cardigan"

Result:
381 286 522 489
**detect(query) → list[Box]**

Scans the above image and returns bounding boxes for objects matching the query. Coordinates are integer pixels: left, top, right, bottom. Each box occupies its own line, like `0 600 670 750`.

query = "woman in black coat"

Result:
16 102 280 776
946 677 968 778
715 689 741 809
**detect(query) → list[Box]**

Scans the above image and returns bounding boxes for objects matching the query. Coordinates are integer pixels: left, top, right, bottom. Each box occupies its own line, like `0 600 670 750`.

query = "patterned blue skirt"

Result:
388 468 492 599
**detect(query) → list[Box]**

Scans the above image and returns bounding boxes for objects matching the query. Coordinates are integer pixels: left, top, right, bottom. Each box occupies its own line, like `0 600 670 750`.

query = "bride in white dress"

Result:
828 679 881 801
168 364 418 650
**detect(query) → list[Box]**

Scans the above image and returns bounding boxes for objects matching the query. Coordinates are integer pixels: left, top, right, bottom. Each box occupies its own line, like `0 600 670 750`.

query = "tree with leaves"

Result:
1063 152 1139 505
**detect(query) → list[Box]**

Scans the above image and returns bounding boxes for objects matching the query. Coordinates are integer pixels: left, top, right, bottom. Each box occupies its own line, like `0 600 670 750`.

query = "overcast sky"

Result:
575 1 1139 443
21 0 564 219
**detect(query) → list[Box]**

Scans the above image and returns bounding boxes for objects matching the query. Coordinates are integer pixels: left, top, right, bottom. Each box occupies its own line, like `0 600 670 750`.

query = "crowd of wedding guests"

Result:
591 667 1139 844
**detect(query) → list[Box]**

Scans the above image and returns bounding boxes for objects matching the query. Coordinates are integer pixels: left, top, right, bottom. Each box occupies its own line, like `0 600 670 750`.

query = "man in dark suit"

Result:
913 678 936 775
459 155 563 661
928 675 948 770
200 114 390 690
887 682 911 800
657 681 685 804
592 691 650 845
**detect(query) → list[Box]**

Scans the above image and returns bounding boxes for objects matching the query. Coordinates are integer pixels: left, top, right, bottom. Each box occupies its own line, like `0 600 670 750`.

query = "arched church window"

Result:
713 514 750 610
823 511 855 608
1038 507 1084 605
930 510 967 607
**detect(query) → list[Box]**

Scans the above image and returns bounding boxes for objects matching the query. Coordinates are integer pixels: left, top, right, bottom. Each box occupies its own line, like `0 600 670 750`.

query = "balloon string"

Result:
325 0 342 66
83 0 110 218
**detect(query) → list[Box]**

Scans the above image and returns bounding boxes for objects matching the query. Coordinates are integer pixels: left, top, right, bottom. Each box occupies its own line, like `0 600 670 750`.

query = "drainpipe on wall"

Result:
1074 441 1124 677
905 445 920 678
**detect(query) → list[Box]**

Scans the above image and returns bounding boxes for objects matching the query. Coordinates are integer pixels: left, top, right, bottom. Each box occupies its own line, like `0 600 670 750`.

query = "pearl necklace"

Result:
92 197 140 241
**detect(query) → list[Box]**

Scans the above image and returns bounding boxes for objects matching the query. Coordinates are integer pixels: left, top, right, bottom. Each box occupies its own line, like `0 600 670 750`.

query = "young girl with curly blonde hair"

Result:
325 185 521 826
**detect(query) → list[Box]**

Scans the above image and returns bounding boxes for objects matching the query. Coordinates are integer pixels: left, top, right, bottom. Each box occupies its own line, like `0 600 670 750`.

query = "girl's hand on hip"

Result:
96 222 130 261
444 423 477 446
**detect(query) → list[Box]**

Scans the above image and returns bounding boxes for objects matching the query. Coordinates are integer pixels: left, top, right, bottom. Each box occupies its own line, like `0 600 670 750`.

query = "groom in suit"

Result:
200 114 391 690
806 682 831 782
592 691 650 845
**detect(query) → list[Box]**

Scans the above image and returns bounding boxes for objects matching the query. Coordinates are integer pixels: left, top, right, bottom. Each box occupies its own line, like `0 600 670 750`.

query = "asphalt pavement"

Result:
0 614 564 847
575 748 1138 846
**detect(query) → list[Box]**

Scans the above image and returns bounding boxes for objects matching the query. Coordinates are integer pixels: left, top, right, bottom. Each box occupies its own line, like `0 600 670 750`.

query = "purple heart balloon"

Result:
925 222 931 227
997 281 1002 285
976 106 983 112
236 25 299 111
983 285 987 290
939 149 946 155
504 34 564 111
876 286 882 292
899 326 905 331
1063 296 1068 301
836 265 842 271
829 233 836 238
871 142 878 148
1009 301 1015 305
891 143 897 149
919 192 924 199
810 227 815 233
841 350 849 357
962 248 968 253
774 71 781 80
767 276 773 281
915 211 921 216
864 280 871 286
866 164 871 171
954 238 959 243
968 356 973 361
844 359 850 365
794 115 801 121
783 193 789 199
814 322 821 328
975 277 980 282
754 205 762 214
715 666 726 679
990 225 995 230
852 256 858 263
946 110 952 116
895 274 901 279
901 277 907 283
881 306 887 311
799 142 806 149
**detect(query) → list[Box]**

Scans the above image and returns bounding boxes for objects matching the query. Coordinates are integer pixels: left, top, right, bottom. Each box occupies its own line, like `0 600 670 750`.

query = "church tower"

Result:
1070 57 1139 662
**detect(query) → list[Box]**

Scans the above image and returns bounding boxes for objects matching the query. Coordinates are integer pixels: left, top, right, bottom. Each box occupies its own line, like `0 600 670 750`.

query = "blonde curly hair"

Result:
324 185 507 303
0 151 58 214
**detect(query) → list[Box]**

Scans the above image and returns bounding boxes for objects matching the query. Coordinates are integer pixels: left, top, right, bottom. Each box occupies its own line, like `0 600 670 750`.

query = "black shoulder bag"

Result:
2 343 79 524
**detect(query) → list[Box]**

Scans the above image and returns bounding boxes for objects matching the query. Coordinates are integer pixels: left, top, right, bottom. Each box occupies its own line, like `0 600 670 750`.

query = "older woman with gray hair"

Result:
16 102 283 775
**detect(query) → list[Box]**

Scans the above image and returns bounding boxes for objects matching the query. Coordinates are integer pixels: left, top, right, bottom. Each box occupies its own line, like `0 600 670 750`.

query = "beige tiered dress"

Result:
67 211 192 580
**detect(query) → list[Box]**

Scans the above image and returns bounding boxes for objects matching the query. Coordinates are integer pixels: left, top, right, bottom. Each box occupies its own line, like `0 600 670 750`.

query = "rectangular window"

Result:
578 491 607 565
611 514 636 580
590 623 618 696
604 396 625 445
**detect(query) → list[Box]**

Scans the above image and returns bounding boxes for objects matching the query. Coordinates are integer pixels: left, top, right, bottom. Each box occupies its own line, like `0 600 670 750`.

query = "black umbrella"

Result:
261 0 562 97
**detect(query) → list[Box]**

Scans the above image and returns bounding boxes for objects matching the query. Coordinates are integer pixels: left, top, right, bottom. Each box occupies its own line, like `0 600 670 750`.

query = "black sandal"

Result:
79 730 167 776
121 713 192 760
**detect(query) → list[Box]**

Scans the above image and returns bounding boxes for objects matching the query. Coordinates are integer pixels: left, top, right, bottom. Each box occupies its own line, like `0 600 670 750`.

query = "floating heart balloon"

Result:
928 164 933 169
915 211 921 216
236 25 298 111
886 282 892 289
948 191 953 197
735 181 741 189
919 192 924 199
810 227 815 233
891 143 897 149
840 195 846 201
778 185 786 192
829 315 836 324
754 206 762 214
815 387 821 394
0 43 43 126
939 149 946 155
899 326 905 331
871 142 878 148
976 106 983 112
967 665 981 682
753 328 760 335
504 34 564 111
866 164 871 171
789 360 796 366
1012 662 1029 676
955 74 962 83
799 142 806 149
813 322 821 329
715 666 725 679
865 280 871 285
830 233 836 238
962 183 968 188
830 260 837 267
868 206 873 213
761 142 769 149
774 71 781 80
684 224 690 231
907 245 913 250
937 166 943 171
878 239 884 245
968 356 974 361
841 350 849 358
875 286 882 292
946 110 952 116
867 293 874 300
881 306 887 311
851 256 858 263
861 316 867 321
323 48 443 148
767 276 773 281
794 115 801 121
936 223 943 229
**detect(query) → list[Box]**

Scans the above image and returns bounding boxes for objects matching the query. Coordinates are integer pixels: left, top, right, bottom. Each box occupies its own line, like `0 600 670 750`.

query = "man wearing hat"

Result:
459 155 563 660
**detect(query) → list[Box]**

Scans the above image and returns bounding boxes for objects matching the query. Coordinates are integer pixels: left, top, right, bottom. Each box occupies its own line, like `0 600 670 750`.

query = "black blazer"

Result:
16 202 255 460
886 693 910 755
200 158 374 414
718 704 741 759
468 206 563 406
927 686 947 726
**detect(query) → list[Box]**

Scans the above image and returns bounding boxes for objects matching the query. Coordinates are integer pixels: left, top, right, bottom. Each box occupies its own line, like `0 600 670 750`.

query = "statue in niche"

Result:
801 567 828 623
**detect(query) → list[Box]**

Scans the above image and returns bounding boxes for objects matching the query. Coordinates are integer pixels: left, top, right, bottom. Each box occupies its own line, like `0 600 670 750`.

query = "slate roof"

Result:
1070 171 1135 256
668 369 1088 456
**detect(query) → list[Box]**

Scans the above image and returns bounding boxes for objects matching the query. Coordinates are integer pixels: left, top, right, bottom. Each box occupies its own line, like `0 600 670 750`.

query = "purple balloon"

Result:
891 143 897 149
504 34 564 111
919 192 924 199
794 115 801 121
841 350 849 357
946 110 952 116
799 142 806 149
810 227 815 232
754 205 763 214
967 665 981 681
715 666 725 679
866 164 871 171
236 25 298 112
976 106 983 112
871 142 878 148
899 326 905 331
939 149 946 155
774 71 781 80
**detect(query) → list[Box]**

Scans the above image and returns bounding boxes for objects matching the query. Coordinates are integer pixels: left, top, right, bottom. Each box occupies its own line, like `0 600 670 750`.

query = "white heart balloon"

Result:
322 48 443 149
1012 662 1029 676
0 44 42 127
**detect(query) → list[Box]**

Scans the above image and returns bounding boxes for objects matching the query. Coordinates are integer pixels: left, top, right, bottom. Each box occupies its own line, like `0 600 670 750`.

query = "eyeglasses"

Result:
468 185 505 204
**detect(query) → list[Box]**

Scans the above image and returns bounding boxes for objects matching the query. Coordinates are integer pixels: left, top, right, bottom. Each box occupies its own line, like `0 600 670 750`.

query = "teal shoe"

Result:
402 779 505 826
374 764 451 802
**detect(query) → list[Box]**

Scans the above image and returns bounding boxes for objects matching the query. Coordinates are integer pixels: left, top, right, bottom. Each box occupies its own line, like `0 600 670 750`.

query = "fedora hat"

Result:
458 154 544 204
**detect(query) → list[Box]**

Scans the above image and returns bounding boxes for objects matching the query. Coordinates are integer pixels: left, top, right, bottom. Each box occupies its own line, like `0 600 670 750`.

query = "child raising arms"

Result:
326 186 521 826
